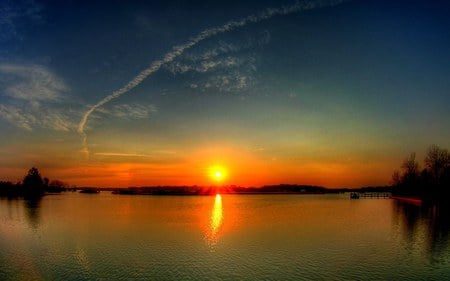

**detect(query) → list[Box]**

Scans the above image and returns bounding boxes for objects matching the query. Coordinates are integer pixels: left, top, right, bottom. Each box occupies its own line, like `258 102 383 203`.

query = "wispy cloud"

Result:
0 104 34 131
201 72 253 93
94 103 157 120
0 104 74 131
0 63 67 101
187 58 256 94
167 42 258 93
186 41 242 61
109 104 157 119
78 0 348 153
94 152 154 158
0 63 75 131
183 31 270 62
94 150 179 162
165 37 261 79
166 56 243 74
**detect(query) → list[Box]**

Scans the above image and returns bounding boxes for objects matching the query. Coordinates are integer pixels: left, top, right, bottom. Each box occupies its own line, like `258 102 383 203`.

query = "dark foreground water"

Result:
0 193 449 280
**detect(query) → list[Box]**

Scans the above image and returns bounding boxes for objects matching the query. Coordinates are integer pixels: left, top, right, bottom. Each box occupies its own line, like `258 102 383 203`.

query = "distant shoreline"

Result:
1 182 394 198
102 185 392 196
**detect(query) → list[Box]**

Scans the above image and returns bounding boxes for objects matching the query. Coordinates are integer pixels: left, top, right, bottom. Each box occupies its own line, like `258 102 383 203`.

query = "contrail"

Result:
78 0 347 154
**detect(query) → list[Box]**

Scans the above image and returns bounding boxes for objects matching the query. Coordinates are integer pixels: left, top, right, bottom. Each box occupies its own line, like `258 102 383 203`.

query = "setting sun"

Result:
209 165 227 182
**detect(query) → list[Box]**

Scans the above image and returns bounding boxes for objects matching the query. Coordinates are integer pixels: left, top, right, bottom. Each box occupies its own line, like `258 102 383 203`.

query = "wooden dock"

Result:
350 192 391 199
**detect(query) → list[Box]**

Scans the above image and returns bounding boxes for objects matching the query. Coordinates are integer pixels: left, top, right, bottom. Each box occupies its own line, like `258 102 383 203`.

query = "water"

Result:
0 193 449 280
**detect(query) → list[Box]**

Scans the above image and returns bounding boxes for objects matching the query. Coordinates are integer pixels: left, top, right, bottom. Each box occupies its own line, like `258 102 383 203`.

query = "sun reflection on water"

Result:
206 194 223 249
211 194 223 234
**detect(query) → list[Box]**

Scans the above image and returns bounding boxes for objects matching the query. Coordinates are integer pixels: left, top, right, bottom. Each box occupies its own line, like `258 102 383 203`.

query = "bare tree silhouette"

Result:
425 145 450 186
392 145 450 201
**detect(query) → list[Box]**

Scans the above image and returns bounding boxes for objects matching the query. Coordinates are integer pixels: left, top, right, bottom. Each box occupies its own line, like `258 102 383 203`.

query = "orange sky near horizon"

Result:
0 143 398 188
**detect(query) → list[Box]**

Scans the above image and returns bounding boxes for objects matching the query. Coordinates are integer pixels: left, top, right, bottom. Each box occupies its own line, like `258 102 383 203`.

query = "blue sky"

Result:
1 0 449 187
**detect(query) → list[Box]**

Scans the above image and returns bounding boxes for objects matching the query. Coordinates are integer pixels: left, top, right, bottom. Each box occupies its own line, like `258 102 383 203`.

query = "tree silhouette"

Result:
424 145 450 186
392 145 450 201
47 179 68 193
391 170 401 186
401 153 420 185
22 167 44 197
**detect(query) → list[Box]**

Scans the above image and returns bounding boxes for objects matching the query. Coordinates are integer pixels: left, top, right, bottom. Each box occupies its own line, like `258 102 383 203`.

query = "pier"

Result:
350 192 391 199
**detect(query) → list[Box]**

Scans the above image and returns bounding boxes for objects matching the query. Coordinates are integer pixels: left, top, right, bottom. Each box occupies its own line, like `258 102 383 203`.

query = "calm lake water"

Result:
1 193 449 280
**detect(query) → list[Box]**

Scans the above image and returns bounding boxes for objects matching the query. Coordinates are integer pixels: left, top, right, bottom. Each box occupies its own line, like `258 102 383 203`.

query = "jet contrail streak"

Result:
78 0 347 154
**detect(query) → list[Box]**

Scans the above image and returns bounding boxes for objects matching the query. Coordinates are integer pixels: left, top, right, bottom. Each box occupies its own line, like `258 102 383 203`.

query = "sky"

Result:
0 0 449 188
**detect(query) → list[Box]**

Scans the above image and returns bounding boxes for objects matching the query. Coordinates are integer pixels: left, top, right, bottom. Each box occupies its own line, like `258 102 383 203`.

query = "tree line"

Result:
0 167 69 198
392 144 450 201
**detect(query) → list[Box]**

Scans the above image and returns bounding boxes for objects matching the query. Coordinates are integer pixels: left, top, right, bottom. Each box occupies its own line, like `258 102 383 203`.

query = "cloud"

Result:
187 42 242 61
204 72 253 93
95 103 157 120
0 63 67 101
0 104 34 130
0 104 74 131
94 152 154 158
0 63 75 131
165 36 264 77
182 30 271 64
179 54 256 94
166 42 258 94
111 104 157 119
93 151 179 163
78 0 348 153
166 56 245 74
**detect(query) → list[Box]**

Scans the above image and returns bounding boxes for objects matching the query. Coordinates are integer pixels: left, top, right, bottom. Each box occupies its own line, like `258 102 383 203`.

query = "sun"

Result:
209 165 227 182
